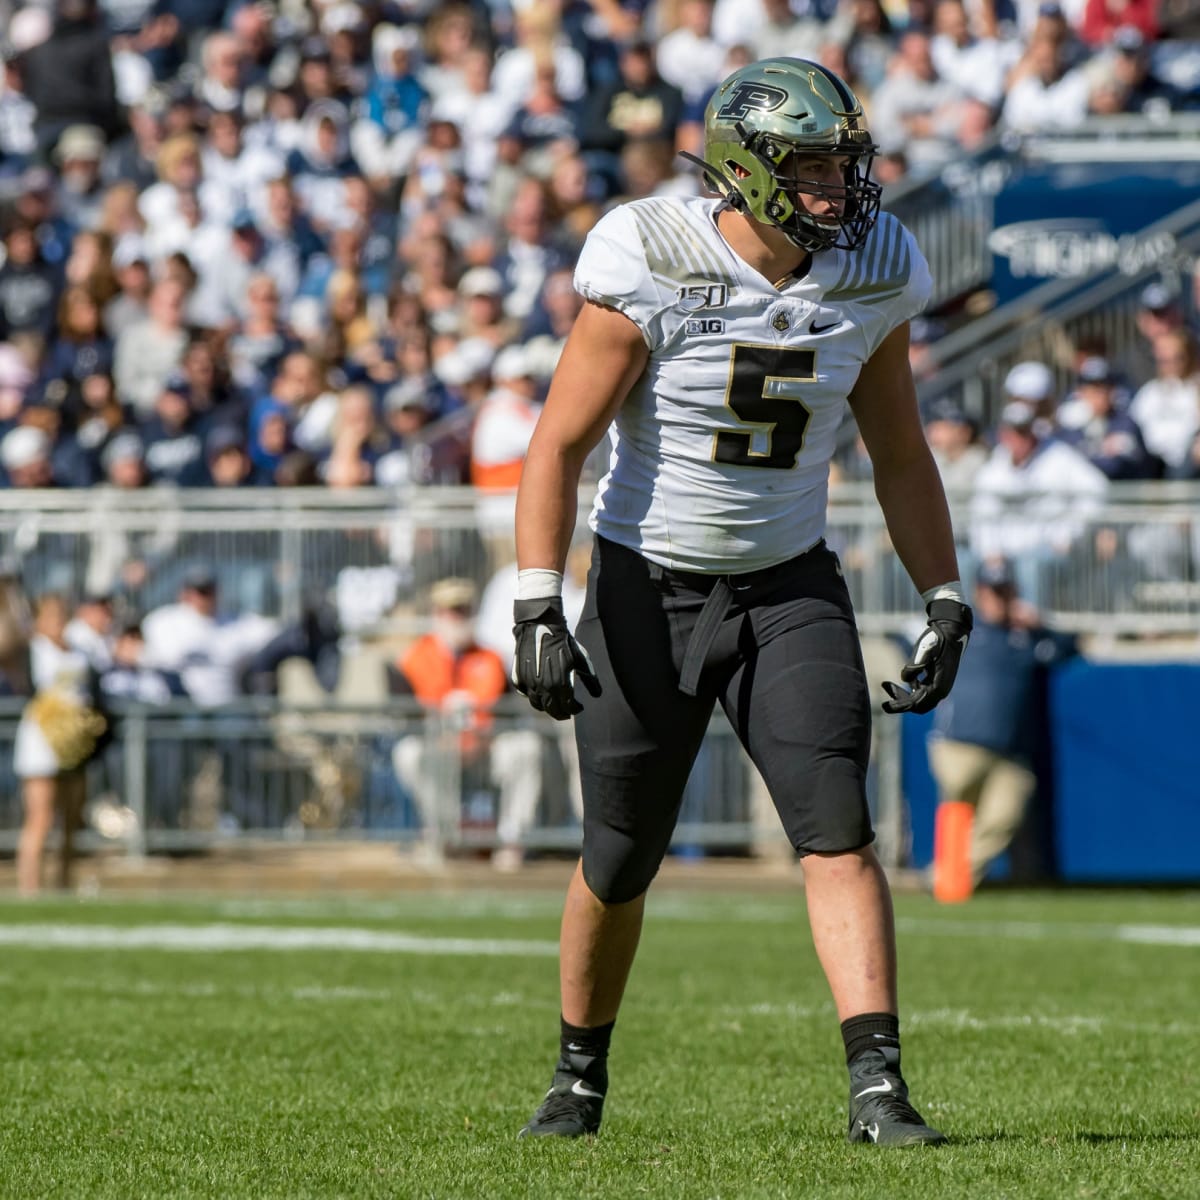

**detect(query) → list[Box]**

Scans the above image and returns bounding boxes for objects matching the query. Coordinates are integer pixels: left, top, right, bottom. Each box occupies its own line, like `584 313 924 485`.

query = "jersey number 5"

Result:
714 344 816 469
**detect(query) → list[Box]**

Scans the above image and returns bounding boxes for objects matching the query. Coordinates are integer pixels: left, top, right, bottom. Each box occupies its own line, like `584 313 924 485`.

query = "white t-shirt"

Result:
574 195 931 573
1129 377 1200 471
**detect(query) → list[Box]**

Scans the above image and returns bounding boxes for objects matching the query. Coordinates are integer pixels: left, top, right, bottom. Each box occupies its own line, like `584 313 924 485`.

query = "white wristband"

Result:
517 568 563 600
921 581 966 606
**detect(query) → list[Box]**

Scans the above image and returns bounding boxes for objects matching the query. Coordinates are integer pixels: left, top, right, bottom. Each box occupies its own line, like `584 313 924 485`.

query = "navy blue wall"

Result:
901 661 1200 883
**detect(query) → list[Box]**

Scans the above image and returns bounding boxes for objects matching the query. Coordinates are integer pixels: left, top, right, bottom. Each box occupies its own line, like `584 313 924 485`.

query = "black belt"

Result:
647 540 826 697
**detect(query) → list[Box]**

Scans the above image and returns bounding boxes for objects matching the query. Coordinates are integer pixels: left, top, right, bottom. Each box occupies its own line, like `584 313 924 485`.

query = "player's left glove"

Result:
512 598 602 721
882 599 973 715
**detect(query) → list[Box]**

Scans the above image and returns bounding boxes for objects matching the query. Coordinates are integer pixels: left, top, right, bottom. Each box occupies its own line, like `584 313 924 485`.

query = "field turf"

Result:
1 886 1198 1199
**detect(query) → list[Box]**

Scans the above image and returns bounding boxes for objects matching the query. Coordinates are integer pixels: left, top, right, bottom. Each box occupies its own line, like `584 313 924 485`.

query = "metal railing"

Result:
0 698 828 863
1 484 1198 636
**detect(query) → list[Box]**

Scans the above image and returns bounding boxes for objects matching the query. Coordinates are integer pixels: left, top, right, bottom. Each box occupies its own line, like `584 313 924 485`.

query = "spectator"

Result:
64 591 115 671
870 31 967 173
139 373 206 486
46 286 115 399
1002 31 1091 131
104 236 153 338
1080 0 1158 48
357 24 428 181
839 0 898 96
927 557 1077 895
1001 359 1058 432
970 400 1109 605
924 399 988 494
99 430 149 490
493 176 569 323
112 277 190 417
20 0 121 154
931 0 1021 108
430 46 516 196
52 125 109 231
203 425 266 488
99 618 185 706
0 425 56 489
579 38 683 166
1056 356 1157 479
1096 26 1180 116
656 0 726 114
456 266 518 347
1130 282 1187 383
0 219 61 344
389 576 542 871
1129 331 1200 478
141 564 276 706
320 384 388 488
491 0 587 115
751 0 826 62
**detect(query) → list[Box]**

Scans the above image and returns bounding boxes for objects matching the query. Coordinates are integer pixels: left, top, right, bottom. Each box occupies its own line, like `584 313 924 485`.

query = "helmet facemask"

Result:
739 131 882 253
687 58 884 254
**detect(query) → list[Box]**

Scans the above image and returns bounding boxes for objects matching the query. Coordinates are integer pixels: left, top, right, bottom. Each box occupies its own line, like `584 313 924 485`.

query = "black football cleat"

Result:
847 1048 947 1147
518 1067 606 1139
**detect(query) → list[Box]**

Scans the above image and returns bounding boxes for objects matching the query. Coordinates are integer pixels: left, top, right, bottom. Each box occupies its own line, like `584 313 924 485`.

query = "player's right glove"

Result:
882 599 973 715
512 598 602 721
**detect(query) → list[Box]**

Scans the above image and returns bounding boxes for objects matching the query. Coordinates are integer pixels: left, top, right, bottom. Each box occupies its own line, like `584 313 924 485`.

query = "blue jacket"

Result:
932 619 1077 760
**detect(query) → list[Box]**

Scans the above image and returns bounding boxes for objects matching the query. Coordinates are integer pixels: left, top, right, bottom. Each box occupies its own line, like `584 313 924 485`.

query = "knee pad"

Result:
581 823 664 904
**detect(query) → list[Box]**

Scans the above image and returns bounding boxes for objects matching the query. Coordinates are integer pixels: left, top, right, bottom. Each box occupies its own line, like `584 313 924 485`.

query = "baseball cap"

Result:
1003 361 1055 403
976 557 1017 590
492 343 534 382
458 266 504 298
909 316 946 345
230 208 259 232
205 425 246 459
433 337 496 387
161 370 191 398
101 431 145 470
430 577 476 610
0 426 50 472
182 563 218 592
112 233 149 269
1000 400 1038 429
924 398 973 426
1140 282 1176 312
1076 356 1115 385
53 124 107 163
384 377 433 412
1112 24 1145 52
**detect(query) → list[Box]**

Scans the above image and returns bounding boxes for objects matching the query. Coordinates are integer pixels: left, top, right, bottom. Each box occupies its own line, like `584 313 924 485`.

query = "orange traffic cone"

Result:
932 800 975 903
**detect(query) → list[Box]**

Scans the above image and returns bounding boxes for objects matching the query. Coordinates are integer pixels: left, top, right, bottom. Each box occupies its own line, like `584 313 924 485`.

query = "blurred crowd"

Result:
0 0 1197 496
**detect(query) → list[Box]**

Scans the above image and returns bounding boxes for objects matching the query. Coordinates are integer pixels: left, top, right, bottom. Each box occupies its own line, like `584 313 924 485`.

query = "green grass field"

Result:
1 886 1198 1199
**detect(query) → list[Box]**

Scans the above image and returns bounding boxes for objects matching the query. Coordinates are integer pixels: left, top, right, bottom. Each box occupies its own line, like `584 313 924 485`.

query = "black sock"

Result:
559 1016 614 1088
841 1011 900 1066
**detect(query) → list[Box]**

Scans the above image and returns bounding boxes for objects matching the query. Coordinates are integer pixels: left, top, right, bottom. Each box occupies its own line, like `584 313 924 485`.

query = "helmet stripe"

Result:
808 62 858 114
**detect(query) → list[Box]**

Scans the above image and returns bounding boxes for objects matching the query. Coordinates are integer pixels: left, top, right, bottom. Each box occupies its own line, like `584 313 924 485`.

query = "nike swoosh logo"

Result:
855 1078 894 1099
809 319 839 334
571 1080 605 1099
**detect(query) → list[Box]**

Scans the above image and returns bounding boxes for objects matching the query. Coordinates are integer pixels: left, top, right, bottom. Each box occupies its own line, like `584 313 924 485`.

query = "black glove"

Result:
882 599 973 715
512 597 602 721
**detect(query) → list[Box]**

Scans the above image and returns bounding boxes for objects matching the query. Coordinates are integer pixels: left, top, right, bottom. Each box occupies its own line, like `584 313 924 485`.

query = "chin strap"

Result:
678 151 748 212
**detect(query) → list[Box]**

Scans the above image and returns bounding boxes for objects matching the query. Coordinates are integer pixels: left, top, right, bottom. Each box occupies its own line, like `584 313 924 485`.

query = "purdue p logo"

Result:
716 82 788 121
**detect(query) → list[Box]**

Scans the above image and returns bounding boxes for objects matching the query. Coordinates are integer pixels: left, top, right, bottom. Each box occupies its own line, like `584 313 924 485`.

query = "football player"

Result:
511 57 971 1147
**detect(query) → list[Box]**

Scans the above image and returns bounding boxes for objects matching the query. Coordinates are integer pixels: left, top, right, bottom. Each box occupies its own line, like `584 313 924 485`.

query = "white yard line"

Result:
0 922 557 956
895 916 1200 947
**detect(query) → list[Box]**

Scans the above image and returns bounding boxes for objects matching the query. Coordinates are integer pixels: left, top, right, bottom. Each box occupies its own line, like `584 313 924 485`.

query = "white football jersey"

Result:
574 195 931 573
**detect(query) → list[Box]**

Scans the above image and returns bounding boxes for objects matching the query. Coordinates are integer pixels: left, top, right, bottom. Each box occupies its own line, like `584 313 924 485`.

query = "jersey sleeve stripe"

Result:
628 199 729 284
826 214 913 301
